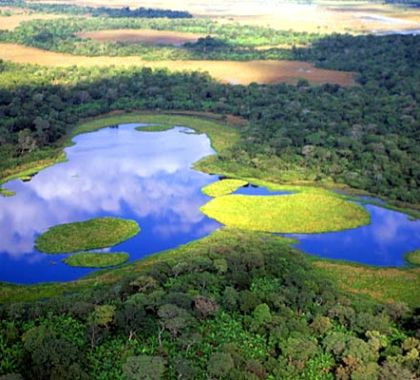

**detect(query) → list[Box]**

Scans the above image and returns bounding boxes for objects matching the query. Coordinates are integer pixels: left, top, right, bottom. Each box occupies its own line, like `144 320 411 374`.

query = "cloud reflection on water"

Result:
0 125 218 281
292 204 420 266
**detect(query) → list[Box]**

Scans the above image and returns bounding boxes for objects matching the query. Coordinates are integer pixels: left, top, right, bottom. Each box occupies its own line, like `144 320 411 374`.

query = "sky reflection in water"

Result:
290 204 420 266
1 124 419 284
0 124 220 284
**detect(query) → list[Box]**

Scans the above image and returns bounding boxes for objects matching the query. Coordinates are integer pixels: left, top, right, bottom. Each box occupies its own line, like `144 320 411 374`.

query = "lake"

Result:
0 124 221 284
0 123 419 284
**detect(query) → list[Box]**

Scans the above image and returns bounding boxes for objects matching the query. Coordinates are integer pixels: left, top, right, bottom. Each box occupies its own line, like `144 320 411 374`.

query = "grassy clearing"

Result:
201 190 370 233
405 250 420 266
35 217 140 254
78 29 204 46
313 260 420 307
202 179 248 197
63 252 129 268
216 2 420 33
0 43 356 86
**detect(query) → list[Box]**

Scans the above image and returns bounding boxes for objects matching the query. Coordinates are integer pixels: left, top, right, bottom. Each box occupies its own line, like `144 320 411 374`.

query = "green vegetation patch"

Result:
202 179 248 197
35 217 140 254
201 191 370 233
313 260 420 307
405 250 420 266
63 252 129 268
135 124 174 132
0 187 14 196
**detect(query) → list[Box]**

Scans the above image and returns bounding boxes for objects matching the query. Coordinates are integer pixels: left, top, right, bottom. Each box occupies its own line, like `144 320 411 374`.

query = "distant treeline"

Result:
0 0 193 18
384 0 420 8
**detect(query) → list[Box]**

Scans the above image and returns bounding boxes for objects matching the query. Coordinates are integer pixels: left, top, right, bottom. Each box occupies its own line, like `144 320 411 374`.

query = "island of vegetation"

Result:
405 250 420 266
202 179 248 197
35 217 140 254
63 252 129 268
135 124 175 132
201 188 370 233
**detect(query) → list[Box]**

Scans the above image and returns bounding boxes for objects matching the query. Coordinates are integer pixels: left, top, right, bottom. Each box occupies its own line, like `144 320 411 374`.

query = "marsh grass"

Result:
63 252 129 268
405 250 420 266
201 191 370 233
135 124 174 132
202 179 248 197
35 217 140 254
0 188 14 196
312 260 420 307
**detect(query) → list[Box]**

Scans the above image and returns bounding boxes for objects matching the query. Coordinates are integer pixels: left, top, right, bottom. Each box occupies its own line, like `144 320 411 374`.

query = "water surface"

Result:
290 204 420 266
0 124 220 284
1 123 419 285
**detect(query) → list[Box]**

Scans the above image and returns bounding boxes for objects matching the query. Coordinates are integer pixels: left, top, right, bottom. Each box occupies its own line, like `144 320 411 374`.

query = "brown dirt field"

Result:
0 43 356 86
78 29 206 46
0 13 65 30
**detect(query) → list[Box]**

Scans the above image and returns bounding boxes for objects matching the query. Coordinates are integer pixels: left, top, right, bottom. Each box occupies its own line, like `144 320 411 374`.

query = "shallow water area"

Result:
233 184 291 196
0 124 221 284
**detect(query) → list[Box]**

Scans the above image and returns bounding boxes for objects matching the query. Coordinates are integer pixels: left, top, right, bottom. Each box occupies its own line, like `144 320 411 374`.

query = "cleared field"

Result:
218 4 420 34
29 0 420 33
0 43 356 86
0 13 64 30
78 29 206 46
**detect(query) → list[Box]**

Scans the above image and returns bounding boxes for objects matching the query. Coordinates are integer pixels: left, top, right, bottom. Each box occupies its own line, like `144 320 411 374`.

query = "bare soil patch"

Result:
78 29 206 46
0 43 356 86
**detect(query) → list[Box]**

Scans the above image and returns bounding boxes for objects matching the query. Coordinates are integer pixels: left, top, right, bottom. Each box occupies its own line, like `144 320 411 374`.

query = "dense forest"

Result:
0 33 419 203
1 230 419 379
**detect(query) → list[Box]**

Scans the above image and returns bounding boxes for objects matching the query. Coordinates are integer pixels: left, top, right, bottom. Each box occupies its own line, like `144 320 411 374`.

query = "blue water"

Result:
0 123 419 285
290 204 420 266
0 124 221 284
